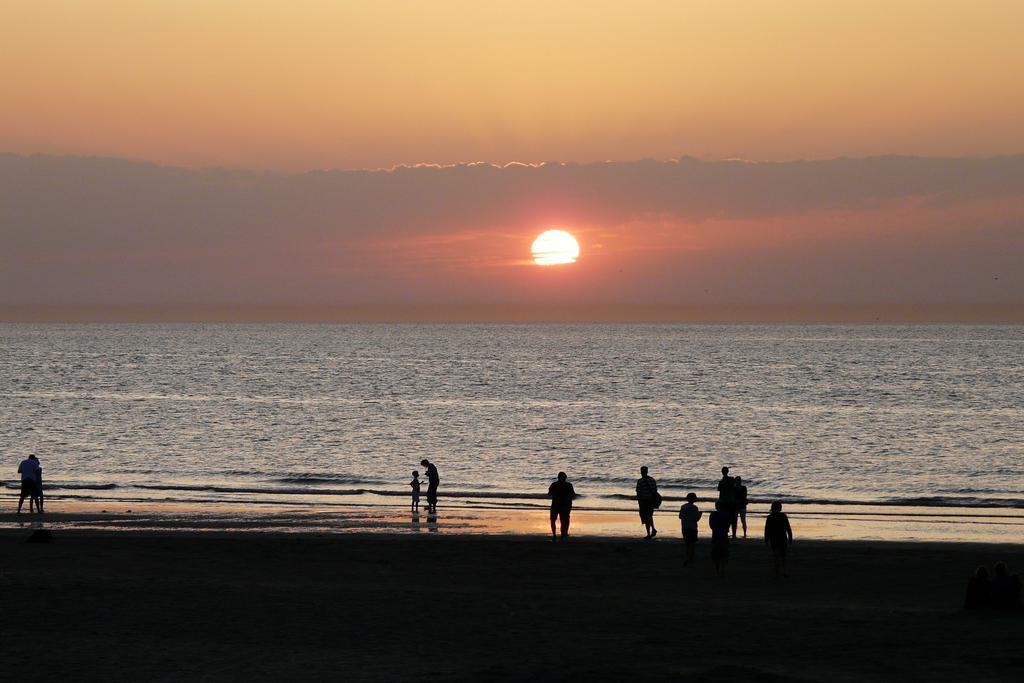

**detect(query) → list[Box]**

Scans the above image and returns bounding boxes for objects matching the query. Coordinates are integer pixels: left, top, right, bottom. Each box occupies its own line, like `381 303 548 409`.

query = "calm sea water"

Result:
2 324 1023 521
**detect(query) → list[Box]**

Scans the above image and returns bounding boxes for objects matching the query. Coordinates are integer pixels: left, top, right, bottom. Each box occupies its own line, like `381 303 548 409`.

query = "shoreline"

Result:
4 498 1024 544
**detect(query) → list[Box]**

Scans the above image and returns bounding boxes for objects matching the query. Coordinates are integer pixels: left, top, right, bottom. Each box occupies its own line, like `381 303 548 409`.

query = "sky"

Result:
2 1 1023 320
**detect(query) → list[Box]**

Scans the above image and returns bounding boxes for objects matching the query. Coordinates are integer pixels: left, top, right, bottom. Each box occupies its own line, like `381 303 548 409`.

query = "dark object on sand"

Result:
27 529 54 544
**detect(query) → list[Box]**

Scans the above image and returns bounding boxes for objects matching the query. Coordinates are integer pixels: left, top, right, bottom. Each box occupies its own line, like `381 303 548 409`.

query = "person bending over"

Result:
16 455 41 514
420 459 440 513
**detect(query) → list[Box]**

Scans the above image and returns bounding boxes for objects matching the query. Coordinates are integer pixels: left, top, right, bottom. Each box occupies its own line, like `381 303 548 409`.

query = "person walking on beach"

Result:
764 501 794 578
708 500 731 577
678 492 702 567
16 455 42 514
636 466 660 539
547 471 576 540
409 470 422 512
420 459 439 513
733 476 748 539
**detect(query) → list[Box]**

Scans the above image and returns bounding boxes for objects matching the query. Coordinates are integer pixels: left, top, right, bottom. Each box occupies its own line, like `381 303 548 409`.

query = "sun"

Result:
531 229 580 266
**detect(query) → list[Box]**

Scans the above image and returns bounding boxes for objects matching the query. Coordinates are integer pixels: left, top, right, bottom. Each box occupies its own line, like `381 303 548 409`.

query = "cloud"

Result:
1 153 1022 315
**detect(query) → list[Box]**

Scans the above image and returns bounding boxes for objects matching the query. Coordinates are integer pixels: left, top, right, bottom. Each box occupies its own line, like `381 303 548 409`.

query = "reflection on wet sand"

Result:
2 498 1023 542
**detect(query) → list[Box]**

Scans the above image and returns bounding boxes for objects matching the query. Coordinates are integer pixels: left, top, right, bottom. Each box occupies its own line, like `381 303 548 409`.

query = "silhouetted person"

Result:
733 476 747 538
409 470 421 512
964 566 991 610
636 466 660 539
708 500 731 577
421 459 439 512
678 492 702 567
547 471 576 540
717 466 736 532
17 455 41 514
991 562 1022 610
29 455 44 512
764 501 794 578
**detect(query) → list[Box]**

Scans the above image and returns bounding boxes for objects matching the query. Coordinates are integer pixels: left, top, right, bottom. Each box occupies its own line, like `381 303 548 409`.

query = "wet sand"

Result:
4 497 1023 542
1 530 1022 681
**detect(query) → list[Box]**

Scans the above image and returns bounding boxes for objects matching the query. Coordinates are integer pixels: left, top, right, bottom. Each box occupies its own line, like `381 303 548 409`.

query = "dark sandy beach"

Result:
1 530 1021 681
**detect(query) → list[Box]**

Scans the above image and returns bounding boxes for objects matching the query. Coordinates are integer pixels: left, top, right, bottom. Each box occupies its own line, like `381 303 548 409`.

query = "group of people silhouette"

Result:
964 562 1023 610
544 463 793 577
623 464 791 577
409 458 440 513
409 459 792 575
16 453 1015 598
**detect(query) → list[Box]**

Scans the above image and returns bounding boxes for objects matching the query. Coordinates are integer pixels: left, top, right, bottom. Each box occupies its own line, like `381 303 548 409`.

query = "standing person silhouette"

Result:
764 501 794 578
717 466 736 534
31 455 44 513
420 459 440 513
708 500 731 577
547 471 576 540
16 455 41 514
636 466 660 539
678 492 702 567
409 470 421 513
733 476 748 539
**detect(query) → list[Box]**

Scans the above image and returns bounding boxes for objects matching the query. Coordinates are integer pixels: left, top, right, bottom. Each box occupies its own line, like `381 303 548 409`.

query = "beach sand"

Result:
2 530 1022 681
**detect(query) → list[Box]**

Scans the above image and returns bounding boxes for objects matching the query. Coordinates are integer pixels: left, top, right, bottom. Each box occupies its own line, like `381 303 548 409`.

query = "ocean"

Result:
2 323 1022 539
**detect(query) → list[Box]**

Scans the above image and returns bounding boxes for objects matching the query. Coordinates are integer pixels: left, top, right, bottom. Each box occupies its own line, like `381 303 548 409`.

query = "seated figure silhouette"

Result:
547 471 576 540
964 566 991 610
992 562 1022 610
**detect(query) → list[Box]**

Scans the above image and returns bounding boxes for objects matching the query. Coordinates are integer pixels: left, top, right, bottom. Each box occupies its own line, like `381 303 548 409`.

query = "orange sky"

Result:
3 1 1024 170
2 3 1023 320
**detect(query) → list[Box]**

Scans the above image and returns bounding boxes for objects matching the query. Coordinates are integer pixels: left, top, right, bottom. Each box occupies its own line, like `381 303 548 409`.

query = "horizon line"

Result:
2 303 1021 324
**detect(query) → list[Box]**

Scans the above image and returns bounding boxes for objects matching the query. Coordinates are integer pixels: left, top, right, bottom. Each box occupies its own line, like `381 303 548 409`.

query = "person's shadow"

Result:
411 511 420 531
427 511 439 533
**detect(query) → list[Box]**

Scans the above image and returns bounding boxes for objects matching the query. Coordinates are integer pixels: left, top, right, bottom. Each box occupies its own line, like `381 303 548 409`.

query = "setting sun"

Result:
531 230 580 266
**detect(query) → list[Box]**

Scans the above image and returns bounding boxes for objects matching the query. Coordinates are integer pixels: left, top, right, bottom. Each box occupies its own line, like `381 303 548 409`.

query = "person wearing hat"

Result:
678 492 702 567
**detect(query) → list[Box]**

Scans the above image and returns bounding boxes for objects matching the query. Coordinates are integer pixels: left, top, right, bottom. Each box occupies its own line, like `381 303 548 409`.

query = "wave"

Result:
2 481 118 491
273 474 388 486
136 483 368 497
